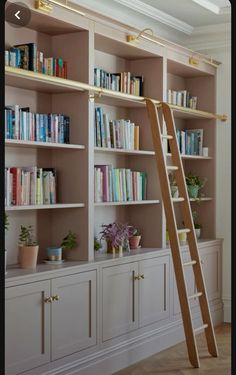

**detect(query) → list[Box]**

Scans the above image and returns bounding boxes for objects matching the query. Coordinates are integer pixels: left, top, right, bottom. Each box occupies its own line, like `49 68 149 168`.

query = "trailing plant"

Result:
185 171 207 188
94 236 102 251
19 225 37 246
61 230 77 250
100 222 136 248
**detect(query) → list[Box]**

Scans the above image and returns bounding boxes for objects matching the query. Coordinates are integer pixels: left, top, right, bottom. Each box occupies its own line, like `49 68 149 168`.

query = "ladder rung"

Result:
194 324 208 334
177 228 191 234
172 197 185 202
167 166 179 171
183 260 197 267
162 134 173 140
188 292 203 300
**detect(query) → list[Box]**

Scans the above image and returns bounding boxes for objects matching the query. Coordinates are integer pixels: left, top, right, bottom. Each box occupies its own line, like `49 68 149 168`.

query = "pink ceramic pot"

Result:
129 235 141 249
19 245 39 269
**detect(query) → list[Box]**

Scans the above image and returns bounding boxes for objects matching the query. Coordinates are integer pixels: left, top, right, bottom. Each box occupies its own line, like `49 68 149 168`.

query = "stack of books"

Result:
168 128 204 155
94 68 144 96
167 89 197 109
94 107 139 150
94 165 147 203
5 42 68 78
5 167 57 206
5 105 70 143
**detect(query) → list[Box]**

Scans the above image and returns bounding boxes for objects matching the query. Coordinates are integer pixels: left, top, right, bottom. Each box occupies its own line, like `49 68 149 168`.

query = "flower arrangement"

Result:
100 222 135 250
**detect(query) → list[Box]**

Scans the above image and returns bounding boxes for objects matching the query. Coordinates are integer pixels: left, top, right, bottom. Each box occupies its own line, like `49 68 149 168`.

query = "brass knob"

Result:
44 297 53 303
140 274 145 279
52 295 60 301
134 275 141 280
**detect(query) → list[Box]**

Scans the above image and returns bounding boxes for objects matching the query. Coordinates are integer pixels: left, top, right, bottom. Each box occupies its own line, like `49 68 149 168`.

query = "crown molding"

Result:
192 22 231 35
113 0 194 35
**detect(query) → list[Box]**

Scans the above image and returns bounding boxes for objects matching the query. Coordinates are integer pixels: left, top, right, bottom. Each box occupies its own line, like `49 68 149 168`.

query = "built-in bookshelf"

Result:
4 1 224 270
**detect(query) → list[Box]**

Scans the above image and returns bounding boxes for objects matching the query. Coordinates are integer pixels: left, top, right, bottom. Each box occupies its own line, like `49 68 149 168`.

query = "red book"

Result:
10 167 21 205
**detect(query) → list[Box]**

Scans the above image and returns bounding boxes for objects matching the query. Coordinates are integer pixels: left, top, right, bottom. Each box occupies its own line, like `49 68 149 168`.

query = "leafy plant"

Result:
19 225 37 246
132 227 141 236
185 171 207 188
5 213 9 231
191 210 202 229
61 230 77 250
100 222 136 248
94 236 102 251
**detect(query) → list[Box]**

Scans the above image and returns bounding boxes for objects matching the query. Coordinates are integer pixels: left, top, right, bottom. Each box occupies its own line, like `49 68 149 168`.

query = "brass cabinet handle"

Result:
140 274 145 279
134 275 141 280
44 297 53 303
52 295 60 301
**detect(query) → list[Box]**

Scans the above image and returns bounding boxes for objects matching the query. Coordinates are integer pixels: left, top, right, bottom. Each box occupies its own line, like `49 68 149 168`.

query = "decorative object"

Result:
46 246 62 261
5 213 9 274
94 236 102 252
192 210 202 238
185 171 207 199
18 225 39 269
168 172 179 198
100 222 135 254
129 227 141 249
202 147 209 157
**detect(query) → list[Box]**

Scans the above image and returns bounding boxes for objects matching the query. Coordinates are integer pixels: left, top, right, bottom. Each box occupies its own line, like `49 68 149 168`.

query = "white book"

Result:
120 120 125 149
5 51 9 66
177 91 182 106
172 91 177 105
130 122 135 150
167 89 172 103
103 113 111 148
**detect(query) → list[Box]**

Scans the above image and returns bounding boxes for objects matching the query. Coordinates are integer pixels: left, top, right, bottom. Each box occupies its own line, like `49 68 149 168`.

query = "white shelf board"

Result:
94 200 160 206
94 147 155 156
5 203 85 211
167 153 212 160
189 197 213 202
5 139 85 150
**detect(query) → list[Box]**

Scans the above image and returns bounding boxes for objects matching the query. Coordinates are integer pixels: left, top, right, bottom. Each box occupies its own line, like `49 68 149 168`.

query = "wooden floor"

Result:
114 324 231 375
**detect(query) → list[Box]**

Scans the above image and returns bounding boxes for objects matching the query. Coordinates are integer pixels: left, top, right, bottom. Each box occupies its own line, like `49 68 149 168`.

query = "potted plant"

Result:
18 225 39 269
185 171 207 199
5 213 9 274
94 236 102 252
168 172 179 198
129 227 142 249
46 230 77 263
192 210 202 238
61 230 77 255
100 222 135 255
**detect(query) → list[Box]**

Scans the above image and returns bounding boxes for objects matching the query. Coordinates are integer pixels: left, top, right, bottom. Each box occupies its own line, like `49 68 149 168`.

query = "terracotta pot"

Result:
129 235 141 249
19 245 39 269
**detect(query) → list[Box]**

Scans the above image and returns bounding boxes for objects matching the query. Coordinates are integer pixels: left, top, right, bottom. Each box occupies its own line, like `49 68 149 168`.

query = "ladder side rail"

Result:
162 102 218 358
145 99 200 367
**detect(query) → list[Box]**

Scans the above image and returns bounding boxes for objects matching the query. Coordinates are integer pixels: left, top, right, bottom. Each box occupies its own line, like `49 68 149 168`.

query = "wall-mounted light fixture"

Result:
35 0 85 16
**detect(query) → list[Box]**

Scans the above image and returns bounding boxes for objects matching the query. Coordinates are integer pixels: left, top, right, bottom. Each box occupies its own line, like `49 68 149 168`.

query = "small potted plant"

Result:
5 213 9 274
192 210 202 238
18 225 39 269
168 172 179 198
46 230 77 263
185 171 207 199
100 222 135 255
94 236 102 252
61 230 77 255
129 227 142 249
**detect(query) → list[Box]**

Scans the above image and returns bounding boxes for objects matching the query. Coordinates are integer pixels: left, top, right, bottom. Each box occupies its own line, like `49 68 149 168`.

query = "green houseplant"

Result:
192 210 202 238
168 172 179 198
185 171 207 199
94 236 102 252
18 225 39 269
60 231 78 259
129 227 142 249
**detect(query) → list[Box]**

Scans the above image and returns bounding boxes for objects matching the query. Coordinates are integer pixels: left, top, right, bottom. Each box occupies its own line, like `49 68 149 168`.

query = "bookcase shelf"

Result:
5 139 85 150
94 200 160 206
5 203 85 211
94 147 155 156
166 153 212 160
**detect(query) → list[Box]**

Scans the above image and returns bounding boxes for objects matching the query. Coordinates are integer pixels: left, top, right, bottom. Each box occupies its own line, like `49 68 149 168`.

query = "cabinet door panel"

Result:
201 245 221 301
139 256 170 327
102 262 139 341
5 281 51 375
51 270 97 360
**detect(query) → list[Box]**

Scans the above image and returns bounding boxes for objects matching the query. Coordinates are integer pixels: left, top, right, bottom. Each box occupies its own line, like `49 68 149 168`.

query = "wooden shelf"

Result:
167 153 212 160
189 197 213 202
5 139 85 150
94 200 160 206
5 203 85 211
94 147 155 156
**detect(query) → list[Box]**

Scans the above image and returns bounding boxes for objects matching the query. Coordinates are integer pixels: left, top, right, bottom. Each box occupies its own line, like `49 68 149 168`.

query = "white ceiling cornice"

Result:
113 0 194 35
193 22 231 35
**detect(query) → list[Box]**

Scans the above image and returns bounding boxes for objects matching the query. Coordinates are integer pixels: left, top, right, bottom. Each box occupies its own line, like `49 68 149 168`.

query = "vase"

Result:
129 235 141 249
178 232 187 246
19 245 39 269
187 185 199 199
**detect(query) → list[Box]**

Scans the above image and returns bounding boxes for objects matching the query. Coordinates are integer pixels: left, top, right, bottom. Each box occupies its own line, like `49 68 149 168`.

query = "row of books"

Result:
167 89 197 109
94 68 144 96
5 105 70 143
168 128 204 155
5 42 68 78
5 167 57 207
94 165 147 203
94 107 140 150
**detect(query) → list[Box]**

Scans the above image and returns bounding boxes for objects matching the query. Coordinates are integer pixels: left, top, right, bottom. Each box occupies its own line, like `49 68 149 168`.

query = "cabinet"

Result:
102 255 170 341
5 270 97 375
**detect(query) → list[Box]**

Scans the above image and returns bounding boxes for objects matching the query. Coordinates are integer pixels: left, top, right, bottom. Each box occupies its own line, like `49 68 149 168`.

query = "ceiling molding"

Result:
187 39 231 51
192 22 231 35
113 0 194 35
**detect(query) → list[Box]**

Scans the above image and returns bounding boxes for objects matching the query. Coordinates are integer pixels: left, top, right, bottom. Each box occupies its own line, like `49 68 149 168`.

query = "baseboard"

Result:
223 298 231 322
48 307 223 375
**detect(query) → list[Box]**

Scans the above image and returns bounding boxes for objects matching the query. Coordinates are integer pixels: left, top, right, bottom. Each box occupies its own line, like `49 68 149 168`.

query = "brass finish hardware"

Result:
35 0 53 12
44 296 53 303
52 295 60 301
127 28 165 48
134 275 141 280
41 0 86 16
189 57 199 66
140 274 145 279
89 91 102 102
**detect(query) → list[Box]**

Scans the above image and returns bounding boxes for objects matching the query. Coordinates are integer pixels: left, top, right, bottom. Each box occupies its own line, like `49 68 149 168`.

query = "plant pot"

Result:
129 235 141 249
19 245 39 269
195 228 201 239
178 232 187 246
46 246 62 261
170 186 179 198
187 185 199 199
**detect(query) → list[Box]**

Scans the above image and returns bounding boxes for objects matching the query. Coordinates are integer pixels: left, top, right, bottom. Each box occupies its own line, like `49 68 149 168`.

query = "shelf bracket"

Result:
35 0 53 13
89 90 102 102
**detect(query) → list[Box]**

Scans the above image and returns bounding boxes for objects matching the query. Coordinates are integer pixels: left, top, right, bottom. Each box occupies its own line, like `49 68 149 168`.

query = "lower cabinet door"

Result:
5 280 51 375
51 270 97 360
139 256 170 327
102 262 139 341
201 245 221 301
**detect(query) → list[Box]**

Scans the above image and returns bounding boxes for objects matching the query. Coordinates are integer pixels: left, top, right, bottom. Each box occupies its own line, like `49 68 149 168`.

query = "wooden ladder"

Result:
145 99 218 368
